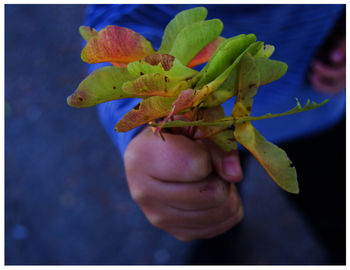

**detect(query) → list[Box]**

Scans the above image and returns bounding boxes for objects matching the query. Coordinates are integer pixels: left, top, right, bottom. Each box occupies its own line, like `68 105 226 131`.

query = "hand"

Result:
309 37 345 95
124 127 243 241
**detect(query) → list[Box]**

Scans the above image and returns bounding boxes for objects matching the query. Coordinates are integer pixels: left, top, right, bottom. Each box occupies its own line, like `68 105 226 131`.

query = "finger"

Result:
203 139 243 183
168 203 243 241
311 60 346 80
141 184 242 230
128 172 231 211
309 71 345 94
124 127 212 182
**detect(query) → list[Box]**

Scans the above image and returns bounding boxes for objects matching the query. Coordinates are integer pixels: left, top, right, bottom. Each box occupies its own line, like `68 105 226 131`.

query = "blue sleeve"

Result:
84 4 345 156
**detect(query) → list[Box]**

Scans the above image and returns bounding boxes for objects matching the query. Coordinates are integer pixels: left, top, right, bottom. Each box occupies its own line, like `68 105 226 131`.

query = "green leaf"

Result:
79 26 98 42
231 52 260 117
193 41 263 107
150 99 329 128
201 50 287 108
122 73 192 97
196 106 237 151
235 99 329 123
255 44 275 58
115 96 176 132
255 57 288 86
158 7 208 54
234 122 299 194
169 19 224 66
127 54 198 80
195 34 257 89
67 66 138 108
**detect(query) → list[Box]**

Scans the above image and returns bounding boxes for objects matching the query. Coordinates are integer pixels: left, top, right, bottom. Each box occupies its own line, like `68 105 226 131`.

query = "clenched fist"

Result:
124 127 243 241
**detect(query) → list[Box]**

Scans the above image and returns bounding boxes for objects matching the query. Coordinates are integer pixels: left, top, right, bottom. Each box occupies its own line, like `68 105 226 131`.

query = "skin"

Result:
309 37 346 95
124 127 243 241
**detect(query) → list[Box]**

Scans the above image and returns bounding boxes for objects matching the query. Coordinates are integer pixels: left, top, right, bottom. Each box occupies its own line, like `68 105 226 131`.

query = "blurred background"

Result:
5 4 174 264
5 4 345 265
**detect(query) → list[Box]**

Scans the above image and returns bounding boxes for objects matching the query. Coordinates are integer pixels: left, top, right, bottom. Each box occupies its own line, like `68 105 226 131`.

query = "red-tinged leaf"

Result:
127 54 198 80
115 96 176 132
111 62 127 67
79 26 98 41
122 73 191 97
155 89 196 133
187 37 226 68
196 106 237 151
81 25 156 64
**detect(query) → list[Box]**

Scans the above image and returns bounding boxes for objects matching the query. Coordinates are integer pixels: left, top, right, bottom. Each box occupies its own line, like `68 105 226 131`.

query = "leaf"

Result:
115 96 176 132
158 7 208 54
111 62 127 67
169 19 224 66
255 44 275 58
79 26 98 41
193 41 264 107
201 49 286 108
255 57 288 86
122 73 191 97
235 99 329 123
155 89 196 133
155 99 329 128
67 66 138 108
187 36 226 68
127 54 198 80
81 25 155 64
231 52 260 117
234 122 299 194
196 106 236 152
195 34 257 89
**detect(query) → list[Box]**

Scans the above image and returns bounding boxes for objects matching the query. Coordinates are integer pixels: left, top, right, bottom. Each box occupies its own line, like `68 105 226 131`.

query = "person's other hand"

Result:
124 127 243 241
309 37 345 95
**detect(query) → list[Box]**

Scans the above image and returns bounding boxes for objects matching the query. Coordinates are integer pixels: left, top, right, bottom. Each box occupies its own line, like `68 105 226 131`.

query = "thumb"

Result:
203 139 243 183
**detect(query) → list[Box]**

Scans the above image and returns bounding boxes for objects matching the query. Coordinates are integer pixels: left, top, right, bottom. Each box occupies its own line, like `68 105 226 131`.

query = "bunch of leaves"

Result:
67 7 327 194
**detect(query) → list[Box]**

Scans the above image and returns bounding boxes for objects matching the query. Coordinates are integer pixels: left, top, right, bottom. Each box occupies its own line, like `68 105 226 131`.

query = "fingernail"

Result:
222 156 242 181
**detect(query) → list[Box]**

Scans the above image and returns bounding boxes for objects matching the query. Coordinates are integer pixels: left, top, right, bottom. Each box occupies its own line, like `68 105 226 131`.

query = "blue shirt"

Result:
84 4 345 156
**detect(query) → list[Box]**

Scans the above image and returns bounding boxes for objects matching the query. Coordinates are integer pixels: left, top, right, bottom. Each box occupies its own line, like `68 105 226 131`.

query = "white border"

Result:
2 1 348 269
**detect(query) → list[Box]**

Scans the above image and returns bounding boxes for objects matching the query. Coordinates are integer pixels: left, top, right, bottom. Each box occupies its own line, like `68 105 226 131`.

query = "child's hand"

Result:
124 127 243 241
309 36 345 95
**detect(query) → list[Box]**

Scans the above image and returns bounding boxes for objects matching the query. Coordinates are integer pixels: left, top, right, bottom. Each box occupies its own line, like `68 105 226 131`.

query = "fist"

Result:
124 127 243 241
309 36 345 95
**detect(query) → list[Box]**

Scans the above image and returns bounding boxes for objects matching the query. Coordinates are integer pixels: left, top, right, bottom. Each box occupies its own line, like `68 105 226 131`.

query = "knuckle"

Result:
213 180 230 202
188 149 212 179
199 179 229 205
235 205 244 223
129 185 147 203
130 188 144 202
229 196 242 217
124 146 139 170
174 234 195 242
147 212 166 228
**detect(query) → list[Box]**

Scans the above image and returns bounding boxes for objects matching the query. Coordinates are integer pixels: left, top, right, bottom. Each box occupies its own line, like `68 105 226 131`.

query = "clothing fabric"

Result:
84 4 345 156
82 5 346 264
